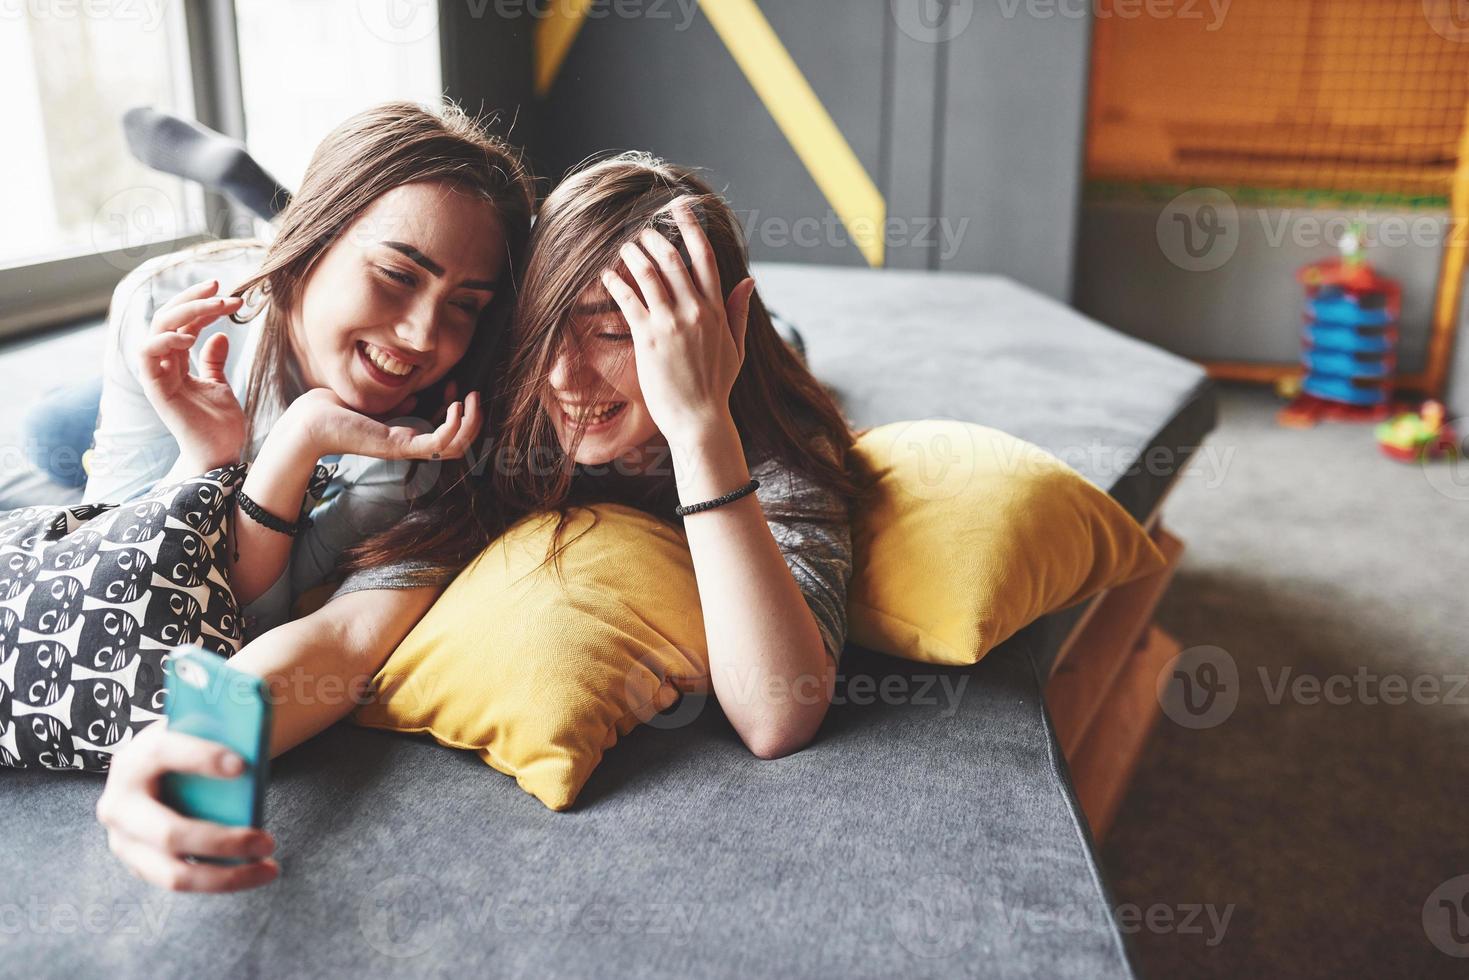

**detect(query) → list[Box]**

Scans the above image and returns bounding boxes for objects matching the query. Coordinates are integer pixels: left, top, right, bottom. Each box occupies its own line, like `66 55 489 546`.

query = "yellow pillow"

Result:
354 420 1164 810
845 420 1166 666
352 504 709 811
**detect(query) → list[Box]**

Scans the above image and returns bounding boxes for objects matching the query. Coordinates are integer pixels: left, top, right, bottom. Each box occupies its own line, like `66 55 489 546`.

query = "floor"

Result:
1105 384 1469 978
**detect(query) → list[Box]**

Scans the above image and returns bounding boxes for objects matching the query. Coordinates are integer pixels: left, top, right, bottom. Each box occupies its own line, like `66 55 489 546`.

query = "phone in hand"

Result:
160 646 271 863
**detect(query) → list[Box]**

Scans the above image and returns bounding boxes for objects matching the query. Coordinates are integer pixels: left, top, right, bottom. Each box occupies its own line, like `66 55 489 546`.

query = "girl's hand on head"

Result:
285 385 482 463
138 279 247 473
600 197 756 451
95 722 279 893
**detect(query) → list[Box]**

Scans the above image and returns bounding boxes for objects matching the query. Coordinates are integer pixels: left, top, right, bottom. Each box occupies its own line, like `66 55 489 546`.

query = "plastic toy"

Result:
1278 224 1401 427
1375 400 1460 462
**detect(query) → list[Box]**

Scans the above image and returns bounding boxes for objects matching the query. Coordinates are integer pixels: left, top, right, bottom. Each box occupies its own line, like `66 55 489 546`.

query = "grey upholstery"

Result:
4 265 1214 979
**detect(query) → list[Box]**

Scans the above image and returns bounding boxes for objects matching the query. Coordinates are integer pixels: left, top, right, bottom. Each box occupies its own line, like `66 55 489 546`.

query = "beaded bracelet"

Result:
674 478 760 517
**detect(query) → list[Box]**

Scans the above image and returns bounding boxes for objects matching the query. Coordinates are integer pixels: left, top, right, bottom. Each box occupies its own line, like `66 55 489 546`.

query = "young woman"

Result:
87 100 532 636
93 101 534 891
341 152 862 758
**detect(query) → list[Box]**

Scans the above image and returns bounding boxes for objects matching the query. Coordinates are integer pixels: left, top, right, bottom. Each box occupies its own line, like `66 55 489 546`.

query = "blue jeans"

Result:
22 377 103 489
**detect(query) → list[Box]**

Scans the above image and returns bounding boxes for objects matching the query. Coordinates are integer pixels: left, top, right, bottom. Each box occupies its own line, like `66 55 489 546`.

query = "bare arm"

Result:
673 418 835 759
229 584 443 756
96 583 442 892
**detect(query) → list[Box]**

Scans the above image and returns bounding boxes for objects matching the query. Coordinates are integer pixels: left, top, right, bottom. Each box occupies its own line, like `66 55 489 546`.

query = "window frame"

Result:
0 0 247 341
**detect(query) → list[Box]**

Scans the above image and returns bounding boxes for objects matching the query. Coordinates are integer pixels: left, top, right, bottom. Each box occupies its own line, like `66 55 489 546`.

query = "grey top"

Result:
334 445 854 663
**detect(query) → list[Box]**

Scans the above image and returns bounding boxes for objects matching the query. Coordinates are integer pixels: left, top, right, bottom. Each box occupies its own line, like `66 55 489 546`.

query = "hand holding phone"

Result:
160 646 273 864
95 722 279 892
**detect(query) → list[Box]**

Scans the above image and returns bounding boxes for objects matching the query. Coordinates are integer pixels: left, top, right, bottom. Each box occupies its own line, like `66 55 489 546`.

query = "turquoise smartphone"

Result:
160 646 271 861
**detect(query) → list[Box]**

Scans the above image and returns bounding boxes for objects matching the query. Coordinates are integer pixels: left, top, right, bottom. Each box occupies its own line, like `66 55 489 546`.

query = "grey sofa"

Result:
6 263 1215 979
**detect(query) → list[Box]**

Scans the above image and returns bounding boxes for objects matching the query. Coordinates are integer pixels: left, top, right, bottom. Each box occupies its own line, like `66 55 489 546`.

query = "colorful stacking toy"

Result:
1279 227 1401 426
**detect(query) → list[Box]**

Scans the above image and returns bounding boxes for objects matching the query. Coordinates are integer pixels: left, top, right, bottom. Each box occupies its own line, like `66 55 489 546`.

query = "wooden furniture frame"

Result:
1044 496 1187 841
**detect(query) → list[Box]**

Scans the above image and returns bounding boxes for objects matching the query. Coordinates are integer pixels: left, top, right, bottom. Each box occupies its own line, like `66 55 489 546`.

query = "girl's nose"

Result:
548 345 585 392
396 299 439 353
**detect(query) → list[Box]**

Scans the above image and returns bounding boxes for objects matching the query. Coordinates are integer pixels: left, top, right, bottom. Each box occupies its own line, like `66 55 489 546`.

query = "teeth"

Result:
364 343 412 377
563 402 625 424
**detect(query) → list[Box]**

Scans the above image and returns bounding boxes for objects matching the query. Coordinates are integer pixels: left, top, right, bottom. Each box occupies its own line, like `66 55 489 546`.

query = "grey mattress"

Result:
5 265 1214 979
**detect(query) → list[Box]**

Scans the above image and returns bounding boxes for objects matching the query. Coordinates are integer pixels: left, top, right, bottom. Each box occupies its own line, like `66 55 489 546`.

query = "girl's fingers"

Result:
157 279 220 314
428 401 465 457
199 333 231 384
109 833 278 893
431 396 482 459
140 331 196 360
124 728 249 783
109 793 273 861
618 243 674 322
726 278 756 364
154 296 243 337
138 331 196 384
382 401 459 460
671 198 722 302
638 228 700 311
600 269 648 325
449 392 482 455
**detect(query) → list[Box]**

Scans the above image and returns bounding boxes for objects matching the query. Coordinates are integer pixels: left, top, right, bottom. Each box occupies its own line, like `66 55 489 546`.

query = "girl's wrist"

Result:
170 438 240 480
278 396 334 462
664 406 737 458
670 412 750 506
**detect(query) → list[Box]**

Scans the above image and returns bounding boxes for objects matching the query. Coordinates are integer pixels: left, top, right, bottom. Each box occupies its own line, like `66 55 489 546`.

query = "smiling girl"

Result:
93 102 534 891
89 101 532 636
343 153 862 757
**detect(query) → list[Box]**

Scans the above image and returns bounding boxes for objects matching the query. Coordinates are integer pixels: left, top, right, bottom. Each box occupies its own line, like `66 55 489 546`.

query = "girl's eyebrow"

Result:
381 240 499 291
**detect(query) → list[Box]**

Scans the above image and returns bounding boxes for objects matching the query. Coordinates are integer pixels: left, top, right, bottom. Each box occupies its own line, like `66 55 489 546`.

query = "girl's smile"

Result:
356 340 420 389
555 399 628 430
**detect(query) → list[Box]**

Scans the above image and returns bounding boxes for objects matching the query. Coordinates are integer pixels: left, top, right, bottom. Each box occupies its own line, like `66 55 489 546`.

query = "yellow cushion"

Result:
845 420 1166 666
354 420 1165 810
352 504 709 811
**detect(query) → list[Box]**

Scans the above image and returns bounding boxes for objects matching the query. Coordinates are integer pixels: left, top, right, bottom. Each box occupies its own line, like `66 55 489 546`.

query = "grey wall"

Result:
933 1 1091 298
438 1 537 148
441 0 1093 301
1074 200 1448 378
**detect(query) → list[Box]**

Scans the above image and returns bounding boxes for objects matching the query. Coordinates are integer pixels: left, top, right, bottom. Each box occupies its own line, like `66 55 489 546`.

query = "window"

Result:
234 0 442 191
1 0 443 338
0 6 203 271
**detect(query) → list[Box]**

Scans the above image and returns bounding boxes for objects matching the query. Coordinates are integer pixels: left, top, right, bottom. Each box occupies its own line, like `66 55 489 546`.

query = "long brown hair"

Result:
230 100 535 449
343 152 860 573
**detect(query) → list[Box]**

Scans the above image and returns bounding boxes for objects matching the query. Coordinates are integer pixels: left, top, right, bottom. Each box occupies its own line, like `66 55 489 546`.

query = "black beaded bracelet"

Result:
236 489 310 537
674 478 760 517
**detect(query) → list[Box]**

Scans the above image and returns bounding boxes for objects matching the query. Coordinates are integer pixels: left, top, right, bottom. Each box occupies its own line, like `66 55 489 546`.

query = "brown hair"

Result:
343 151 860 574
230 100 535 449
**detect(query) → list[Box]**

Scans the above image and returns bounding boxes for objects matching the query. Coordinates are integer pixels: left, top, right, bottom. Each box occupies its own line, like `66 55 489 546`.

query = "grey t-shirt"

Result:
334 447 854 663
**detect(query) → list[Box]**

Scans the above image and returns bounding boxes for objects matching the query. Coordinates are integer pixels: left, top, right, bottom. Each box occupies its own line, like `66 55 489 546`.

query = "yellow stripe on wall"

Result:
535 0 597 96
534 0 888 266
698 0 886 267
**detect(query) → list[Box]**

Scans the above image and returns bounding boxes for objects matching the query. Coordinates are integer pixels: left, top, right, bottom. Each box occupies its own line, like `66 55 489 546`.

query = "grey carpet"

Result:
1104 384 1469 978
